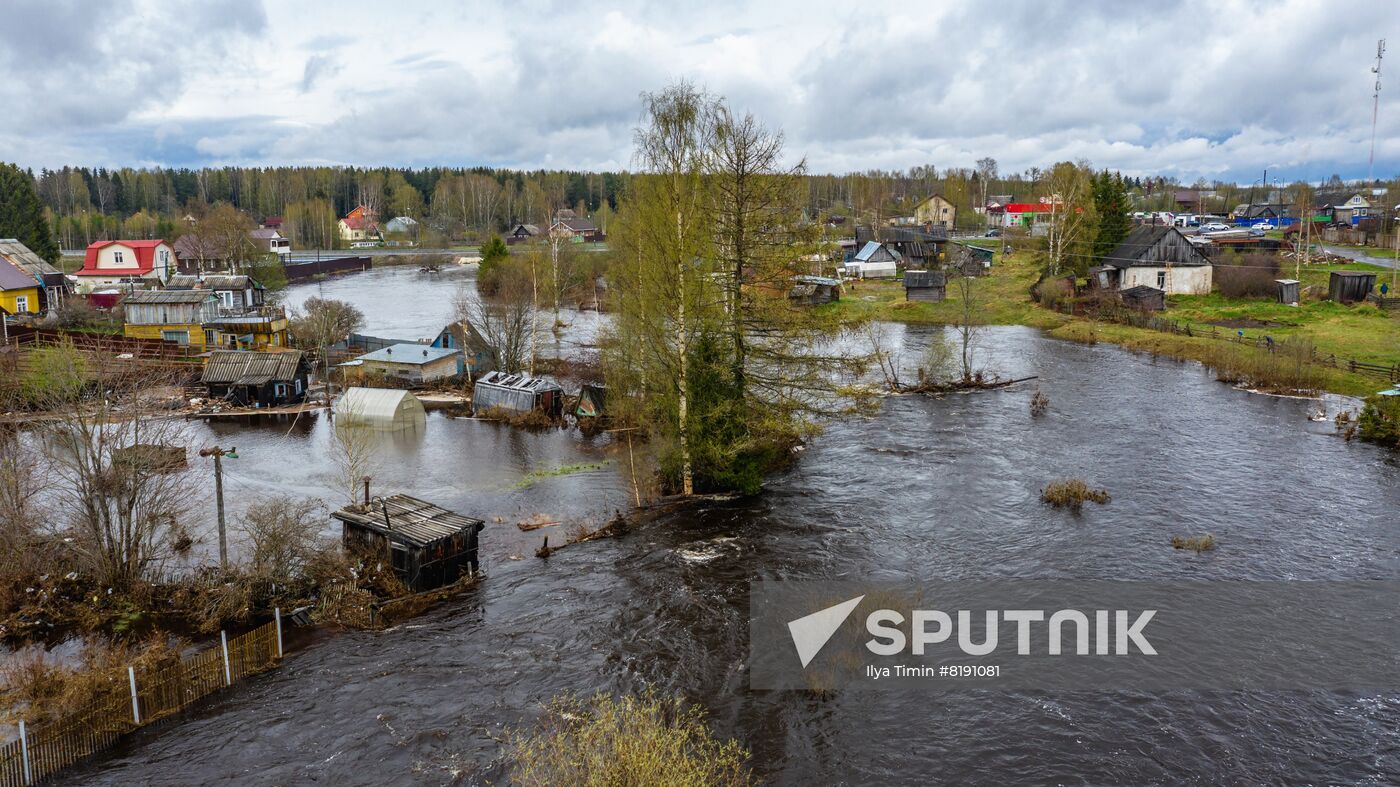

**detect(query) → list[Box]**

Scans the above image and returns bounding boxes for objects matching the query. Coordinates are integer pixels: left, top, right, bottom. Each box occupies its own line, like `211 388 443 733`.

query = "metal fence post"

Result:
128 666 140 724
19 720 31 786
221 631 232 686
275 608 284 659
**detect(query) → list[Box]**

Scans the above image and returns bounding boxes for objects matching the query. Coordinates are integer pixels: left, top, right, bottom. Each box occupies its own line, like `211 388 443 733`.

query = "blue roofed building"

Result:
341 343 464 385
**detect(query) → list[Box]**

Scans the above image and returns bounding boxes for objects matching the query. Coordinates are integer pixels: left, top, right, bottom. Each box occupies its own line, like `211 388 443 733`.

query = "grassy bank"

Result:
818 250 1397 398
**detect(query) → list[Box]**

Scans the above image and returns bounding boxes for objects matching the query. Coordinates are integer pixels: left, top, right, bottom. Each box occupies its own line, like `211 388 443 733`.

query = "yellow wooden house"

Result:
0 256 40 317
121 289 220 348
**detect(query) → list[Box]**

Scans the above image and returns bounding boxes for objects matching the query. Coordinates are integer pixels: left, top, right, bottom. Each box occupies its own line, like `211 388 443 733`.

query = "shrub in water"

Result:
1041 479 1110 513
1171 534 1217 553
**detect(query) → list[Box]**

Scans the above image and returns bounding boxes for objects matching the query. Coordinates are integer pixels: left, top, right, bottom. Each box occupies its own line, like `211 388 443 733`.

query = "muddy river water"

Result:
69 270 1400 784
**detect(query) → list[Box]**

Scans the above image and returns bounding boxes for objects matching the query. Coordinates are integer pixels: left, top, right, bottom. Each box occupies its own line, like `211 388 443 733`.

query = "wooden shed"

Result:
201 350 309 407
473 372 564 418
903 270 946 302
576 383 607 418
788 275 841 306
1275 279 1300 304
1328 271 1377 304
1120 285 1166 312
332 494 485 592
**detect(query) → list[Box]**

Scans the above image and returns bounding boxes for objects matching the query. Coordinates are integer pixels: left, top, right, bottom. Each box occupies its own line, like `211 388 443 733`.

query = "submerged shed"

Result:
1328 271 1376 304
331 494 485 592
201 349 309 406
473 372 564 418
576 383 607 418
333 387 426 427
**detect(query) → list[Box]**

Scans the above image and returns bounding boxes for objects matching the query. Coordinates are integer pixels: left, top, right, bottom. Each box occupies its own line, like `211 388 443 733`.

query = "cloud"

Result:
4 0 1399 182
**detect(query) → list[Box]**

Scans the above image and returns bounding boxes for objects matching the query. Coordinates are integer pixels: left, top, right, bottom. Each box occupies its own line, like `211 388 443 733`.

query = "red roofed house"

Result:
338 205 380 244
75 240 176 289
987 203 1056 229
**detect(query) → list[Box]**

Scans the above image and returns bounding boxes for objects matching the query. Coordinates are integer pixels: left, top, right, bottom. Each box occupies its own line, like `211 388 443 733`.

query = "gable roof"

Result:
1121 285 1165 299
0 239 59 278
122 289 217 305
1104 225 1208 268
903 270 945 288
166 274 263 291
0 256 38 291
553 217 598 232
202 350 306 385
356 343 460 365
77 240 169 277
854 241 894 262
249 228 284 240
331 493 484 548
341 205 378 231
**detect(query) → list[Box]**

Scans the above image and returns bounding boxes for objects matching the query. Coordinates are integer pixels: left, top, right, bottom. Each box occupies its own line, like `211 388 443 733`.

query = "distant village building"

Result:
332 494 485 592
1328 194 1372 226
472 371 564 418
0 239 67 312
429 320 496 376
338 205 380 244
166 274 266 312
508 224 541 244
75 240 175 288
204 310 291 350
788 275 841 306
121 289 219 347
201 349 310 406
912 194 957 229
1096 225 1212 295
343 343 463 385
842 241 900 279
384 216 419 235
903 270 946 302
249 228 292 260
854 225 947 269
1328 271 1377 304
549 215 604 242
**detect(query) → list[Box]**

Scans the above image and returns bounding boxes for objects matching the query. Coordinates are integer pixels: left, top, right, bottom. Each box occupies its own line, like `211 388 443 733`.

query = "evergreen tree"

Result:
0 163 60 263
1092 170 1132 260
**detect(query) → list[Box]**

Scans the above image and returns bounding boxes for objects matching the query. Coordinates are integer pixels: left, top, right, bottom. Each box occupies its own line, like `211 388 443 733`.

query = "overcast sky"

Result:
3 0 1397 183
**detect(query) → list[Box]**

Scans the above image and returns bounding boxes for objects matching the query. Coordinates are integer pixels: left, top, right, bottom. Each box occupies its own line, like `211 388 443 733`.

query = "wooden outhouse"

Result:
332 494 485 592
903 270 946 302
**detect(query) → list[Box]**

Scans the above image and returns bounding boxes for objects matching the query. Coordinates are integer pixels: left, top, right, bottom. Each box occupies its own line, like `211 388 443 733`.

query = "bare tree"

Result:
452 265 534 374
327 415 379 509
290 297 365 384
242 495 327 581
952 275 983 382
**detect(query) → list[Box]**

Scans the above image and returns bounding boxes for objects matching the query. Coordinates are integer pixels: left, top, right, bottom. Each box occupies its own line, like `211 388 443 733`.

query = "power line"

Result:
1370 38 1386 183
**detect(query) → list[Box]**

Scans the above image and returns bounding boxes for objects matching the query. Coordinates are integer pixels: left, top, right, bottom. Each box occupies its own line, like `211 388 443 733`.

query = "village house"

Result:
913 194 957 229
473 371 564 418
988 202 1054 229
201 349 310 407
903 270 946 302
332 493 485 592
0 256 40 317
204 311 291 350
342 343 463 385
121 289 220 347
166 274 267 311
0 239 67 312
430 320 496 376
843 241 900 279
75 240 176 289
249 228 292 260
854 225 946 269
1093 225 1212 295
338 205 380 244
1327 194 1372 226
507 223 541 244
549 215 604 242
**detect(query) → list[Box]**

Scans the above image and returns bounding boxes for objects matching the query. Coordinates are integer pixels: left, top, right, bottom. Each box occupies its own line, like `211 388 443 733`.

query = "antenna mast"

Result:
1369 39 1386 183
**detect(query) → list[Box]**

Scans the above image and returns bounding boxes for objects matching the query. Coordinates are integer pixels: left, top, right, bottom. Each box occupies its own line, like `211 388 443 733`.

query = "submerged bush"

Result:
1029 388 1050 417
1358 395 1400 448
1171 534 1217 553
1200 338 1322 394
507 691 753 787
1041 479 1110 513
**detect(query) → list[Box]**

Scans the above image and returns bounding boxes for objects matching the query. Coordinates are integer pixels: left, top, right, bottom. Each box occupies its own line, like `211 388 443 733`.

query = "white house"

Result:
249 228 291 260
74 240 175 289
1092 225 1212 295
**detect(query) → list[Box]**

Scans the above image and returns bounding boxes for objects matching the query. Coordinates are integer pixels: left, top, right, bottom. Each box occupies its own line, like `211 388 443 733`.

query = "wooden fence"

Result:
0 615 285 786
1053 302 1400 384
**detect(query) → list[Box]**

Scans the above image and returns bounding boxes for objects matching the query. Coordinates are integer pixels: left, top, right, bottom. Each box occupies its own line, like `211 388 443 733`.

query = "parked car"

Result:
1202 222 1231 232
1251 222 1272 230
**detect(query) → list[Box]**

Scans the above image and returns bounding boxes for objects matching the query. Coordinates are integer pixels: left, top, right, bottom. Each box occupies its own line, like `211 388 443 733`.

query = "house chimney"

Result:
422 349 428 357
386 347 392 355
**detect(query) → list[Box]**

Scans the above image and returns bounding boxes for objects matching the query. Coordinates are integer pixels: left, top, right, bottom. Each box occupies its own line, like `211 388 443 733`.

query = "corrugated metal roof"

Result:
167 274 262 291
0 239 58 277
123 289 217 304
356 343 460 365
0 256 37 291
854 241 883 262
331 494 484 547
476 371 563 392
202 350 305 385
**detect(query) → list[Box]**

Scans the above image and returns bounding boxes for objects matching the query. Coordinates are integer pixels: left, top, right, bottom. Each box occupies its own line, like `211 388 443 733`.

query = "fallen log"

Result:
899 375 1038 395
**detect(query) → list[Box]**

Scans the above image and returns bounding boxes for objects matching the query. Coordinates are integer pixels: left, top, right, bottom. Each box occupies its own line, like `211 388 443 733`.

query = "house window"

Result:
1156 271 1166 289
113 251 125 264
162 330 190 345
14 296 29 313
295 378 303 394
218 291 234 308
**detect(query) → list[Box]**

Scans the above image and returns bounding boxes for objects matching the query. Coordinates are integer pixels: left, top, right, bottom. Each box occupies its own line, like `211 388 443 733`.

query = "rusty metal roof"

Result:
331 494 484 547
201 349 306 385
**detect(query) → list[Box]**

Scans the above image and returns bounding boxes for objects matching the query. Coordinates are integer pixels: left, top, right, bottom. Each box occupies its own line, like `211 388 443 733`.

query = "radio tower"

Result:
1369 39 1385 183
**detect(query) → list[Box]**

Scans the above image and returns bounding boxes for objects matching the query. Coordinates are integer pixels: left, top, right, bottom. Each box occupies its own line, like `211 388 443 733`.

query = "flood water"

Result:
70 315 1400 784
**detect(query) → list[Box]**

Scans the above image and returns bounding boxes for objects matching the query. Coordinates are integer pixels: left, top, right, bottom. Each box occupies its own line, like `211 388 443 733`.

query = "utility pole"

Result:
199 446 238 569
1370 39 1386 183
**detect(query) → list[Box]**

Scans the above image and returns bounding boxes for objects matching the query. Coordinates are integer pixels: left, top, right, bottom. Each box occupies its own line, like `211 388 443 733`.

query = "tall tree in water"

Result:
0 163 60 262
1091 170 1132 260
